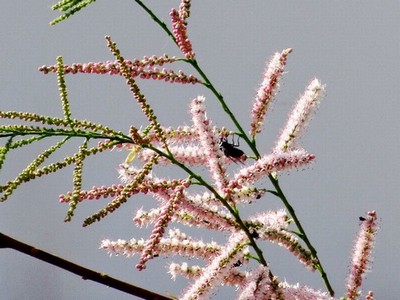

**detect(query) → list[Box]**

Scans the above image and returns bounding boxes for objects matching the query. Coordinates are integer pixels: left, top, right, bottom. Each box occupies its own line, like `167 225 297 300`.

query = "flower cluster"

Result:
0 0 380 299
97 88 328 298
39 55 201 85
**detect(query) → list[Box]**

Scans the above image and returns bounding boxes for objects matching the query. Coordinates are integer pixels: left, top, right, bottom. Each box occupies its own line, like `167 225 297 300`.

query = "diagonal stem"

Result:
0 232 174 299
134 0 177 45
268 174 334 296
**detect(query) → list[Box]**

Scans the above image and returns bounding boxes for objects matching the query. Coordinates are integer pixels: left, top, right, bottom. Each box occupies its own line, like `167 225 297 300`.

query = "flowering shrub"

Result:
0 1 378 299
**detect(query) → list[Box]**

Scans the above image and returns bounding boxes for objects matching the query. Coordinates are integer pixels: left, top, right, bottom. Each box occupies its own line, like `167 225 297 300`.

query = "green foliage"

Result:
0 56 132 210
50 0 97 25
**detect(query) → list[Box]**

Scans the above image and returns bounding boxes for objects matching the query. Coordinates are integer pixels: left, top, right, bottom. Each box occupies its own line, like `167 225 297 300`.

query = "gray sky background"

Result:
1 1 399 299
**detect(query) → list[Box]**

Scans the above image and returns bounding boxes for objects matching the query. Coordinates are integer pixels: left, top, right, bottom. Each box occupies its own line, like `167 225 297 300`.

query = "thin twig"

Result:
0 232 175 300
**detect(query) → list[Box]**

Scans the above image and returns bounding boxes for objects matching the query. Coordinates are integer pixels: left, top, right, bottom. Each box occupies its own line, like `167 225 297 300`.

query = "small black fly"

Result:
219 135 246 163
233 260 243 267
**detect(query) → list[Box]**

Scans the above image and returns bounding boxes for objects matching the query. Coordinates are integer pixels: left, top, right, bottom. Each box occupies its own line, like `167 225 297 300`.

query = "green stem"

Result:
0 128 132 143
134 0 177 45
268 174 334 296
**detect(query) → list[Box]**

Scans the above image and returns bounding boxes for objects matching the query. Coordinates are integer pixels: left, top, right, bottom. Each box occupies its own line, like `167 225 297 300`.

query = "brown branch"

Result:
0 232 175 300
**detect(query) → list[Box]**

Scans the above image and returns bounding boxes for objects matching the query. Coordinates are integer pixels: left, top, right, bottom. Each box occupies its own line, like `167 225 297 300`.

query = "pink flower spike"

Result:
170 8 195 59
250 48 292 136
238 265 279 300
229 149 315 189
178 198 237 231
136 182 187 270
138 144 236 166
181 233 248 300
280 281 332 300
169 262 202 281
101 233 222 262
190 96 228 193
346 211 379 300
247 209 289 231
261 228 317 271
275 78 325 152
100 238 146 257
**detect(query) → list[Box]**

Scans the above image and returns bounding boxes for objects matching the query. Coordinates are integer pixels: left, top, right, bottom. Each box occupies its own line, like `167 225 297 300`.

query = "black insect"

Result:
359 216 366 221
219 135 246 163
250 230 260 239
233 260 243 267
